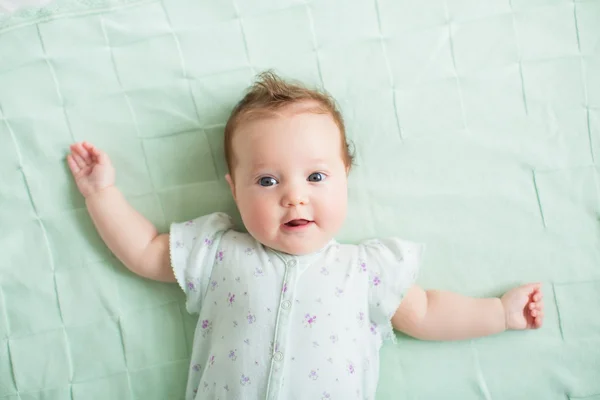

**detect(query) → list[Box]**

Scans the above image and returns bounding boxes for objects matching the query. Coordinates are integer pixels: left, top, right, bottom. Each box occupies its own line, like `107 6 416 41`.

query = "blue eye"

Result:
258 177 278 187
307 172 325 182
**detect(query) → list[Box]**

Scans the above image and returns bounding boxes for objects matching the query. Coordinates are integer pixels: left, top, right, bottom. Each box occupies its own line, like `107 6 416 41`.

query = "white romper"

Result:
170 212 423 400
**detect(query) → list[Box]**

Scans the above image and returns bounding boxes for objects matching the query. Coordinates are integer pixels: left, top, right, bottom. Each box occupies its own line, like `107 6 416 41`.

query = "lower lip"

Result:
281 221 314 231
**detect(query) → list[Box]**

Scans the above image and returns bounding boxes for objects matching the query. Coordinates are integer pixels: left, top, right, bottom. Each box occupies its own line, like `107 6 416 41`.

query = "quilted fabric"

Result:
0 0 599 399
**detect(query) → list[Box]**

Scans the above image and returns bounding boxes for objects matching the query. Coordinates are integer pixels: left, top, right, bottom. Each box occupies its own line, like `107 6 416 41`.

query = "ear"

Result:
225 174 236 201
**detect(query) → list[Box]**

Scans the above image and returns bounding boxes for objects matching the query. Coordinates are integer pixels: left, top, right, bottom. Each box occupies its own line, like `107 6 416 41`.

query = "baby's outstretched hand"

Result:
501 283 544 330
67 142 115 198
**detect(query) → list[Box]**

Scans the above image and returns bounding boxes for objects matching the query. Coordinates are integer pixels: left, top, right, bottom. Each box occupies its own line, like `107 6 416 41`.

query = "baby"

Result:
67 71 544 400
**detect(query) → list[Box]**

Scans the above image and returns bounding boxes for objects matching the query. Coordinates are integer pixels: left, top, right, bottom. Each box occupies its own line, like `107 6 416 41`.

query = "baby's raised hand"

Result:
501 283 544 330
67 142 115 198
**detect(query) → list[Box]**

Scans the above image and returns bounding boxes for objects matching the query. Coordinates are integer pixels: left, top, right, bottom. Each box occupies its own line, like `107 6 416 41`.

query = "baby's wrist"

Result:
84 185 116 201
498 296 509 331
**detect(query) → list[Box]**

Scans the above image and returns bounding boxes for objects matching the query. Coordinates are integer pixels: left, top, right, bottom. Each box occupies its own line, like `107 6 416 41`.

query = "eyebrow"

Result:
251 159 330 169
248 160 331 175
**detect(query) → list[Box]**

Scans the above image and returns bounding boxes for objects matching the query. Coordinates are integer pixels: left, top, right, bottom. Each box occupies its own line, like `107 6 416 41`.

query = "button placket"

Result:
265 255 299 399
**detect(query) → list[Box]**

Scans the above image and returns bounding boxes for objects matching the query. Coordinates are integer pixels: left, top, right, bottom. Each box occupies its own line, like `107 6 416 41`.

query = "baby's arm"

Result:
67 142 175 282
392 284 544 341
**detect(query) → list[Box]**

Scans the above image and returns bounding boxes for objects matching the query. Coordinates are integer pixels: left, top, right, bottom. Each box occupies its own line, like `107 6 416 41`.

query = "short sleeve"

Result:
360 237 425 341
169 212 233 314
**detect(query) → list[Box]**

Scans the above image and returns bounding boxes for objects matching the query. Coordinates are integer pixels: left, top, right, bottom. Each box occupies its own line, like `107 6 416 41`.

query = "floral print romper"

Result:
170 212 423 400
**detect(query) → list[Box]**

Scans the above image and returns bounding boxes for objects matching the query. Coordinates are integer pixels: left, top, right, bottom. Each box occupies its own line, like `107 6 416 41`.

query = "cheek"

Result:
318 181 348 223
237 190 278 230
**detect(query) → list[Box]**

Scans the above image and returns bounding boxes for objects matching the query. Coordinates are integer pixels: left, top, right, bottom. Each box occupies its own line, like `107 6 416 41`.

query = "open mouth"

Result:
284 219 313 227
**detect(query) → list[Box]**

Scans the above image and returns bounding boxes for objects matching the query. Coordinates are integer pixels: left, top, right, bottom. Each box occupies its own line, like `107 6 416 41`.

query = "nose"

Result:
281 184 308 207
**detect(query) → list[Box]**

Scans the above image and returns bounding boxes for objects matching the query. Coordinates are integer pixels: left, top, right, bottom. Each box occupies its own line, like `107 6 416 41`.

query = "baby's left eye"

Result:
307 172 325 182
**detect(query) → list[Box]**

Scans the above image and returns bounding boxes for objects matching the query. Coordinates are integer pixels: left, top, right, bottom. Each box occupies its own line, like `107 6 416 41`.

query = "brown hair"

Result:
224 71 354 176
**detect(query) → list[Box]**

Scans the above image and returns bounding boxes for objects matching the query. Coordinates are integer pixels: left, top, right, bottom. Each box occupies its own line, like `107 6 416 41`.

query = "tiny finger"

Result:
94 148 109 165
82 142 100 160
531 309 537 317
529 302 536 310
82 141 94 152
66 154 80 174
71 152 87 169
75 142 92 164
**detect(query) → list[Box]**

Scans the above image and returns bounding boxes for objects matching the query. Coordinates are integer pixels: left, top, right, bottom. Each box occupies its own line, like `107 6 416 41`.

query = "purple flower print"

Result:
244 247 254 256
304 313 317 328
322 392 331 400
244 338 250 345
193 388 198 396
229 349 238 361
335 287 344 297
208 355 215 367
240 374 251 386
175 240 184 249
282 282 288 293
308 370 318 380
210 280 218 291
247 313 256 324
330 334 338 343
321 267 329 275
372 275 381 286
358 260 367 272
370 322 378 335
201 320 212 337
348 362 355 374
185 220 194 226
233 321 238 328
227 292 235 306
215 250 224 263
192 364 201 372
254 267 264 277
224 384 229 392
186 280 196 292
203 237 213 246
357 311 365 323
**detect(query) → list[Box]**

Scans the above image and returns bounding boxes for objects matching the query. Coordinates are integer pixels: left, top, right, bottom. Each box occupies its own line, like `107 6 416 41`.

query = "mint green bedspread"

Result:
1 0 599 399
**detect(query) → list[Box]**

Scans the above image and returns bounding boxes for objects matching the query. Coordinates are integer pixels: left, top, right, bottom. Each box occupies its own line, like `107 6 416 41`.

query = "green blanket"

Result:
1 0 599 399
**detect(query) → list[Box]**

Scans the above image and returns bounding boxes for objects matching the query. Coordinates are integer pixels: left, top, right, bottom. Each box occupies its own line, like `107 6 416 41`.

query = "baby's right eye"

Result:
258 177 278 187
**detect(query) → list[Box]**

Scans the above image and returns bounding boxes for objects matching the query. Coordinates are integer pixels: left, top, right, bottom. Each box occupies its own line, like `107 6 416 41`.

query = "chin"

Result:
281 239 327 256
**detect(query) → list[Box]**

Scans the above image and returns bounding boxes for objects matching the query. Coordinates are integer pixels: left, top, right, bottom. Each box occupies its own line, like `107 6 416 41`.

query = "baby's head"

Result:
224 71 354 255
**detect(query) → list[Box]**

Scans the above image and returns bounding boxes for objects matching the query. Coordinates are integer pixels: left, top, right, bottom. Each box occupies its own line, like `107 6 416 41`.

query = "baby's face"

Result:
226 103 348 255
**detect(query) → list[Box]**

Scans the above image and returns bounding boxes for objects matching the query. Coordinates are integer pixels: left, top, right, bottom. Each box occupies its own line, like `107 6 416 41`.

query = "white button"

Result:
281 300 291 310
273 351 283 361
287 259 297 268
